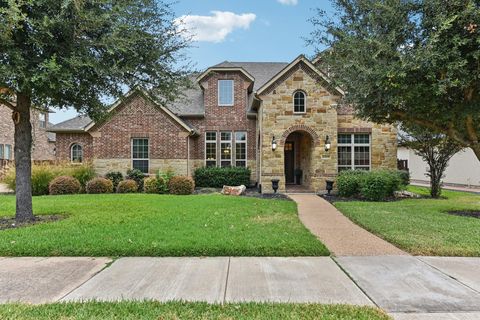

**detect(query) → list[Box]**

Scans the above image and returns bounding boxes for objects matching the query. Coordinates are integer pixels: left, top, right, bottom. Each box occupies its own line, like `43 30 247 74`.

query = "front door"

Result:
284 142 295 184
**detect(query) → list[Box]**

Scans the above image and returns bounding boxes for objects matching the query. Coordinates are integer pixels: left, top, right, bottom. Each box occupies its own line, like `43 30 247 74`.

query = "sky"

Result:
50 0 333 124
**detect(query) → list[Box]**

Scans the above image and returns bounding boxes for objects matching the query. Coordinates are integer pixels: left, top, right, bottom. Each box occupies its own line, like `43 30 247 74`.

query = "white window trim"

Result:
205 131 218 167
220 131 233 167
70 143 83 163
0 144 4 160
131 138 149 173
234 131 247 167
293 90 307 114
218 80 235 106
338 133 371 171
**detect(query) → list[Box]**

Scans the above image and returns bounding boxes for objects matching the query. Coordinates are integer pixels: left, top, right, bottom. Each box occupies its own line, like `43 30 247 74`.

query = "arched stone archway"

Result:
282 128 316 190
280 125 320 147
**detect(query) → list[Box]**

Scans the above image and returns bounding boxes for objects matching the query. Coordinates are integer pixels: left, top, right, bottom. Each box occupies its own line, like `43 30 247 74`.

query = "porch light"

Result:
325 135 331 152
272 136 277 151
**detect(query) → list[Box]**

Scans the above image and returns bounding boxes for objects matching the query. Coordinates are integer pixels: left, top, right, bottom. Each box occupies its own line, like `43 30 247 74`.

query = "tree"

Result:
309 0 480 159
0 0 190 221
400 125 463 198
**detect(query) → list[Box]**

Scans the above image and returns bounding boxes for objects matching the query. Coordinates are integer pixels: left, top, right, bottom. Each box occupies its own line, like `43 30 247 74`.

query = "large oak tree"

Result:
309 0 480 159
0 0 190 221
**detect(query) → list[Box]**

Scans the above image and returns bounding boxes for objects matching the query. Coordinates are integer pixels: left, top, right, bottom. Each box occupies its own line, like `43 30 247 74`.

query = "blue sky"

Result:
50 0 332 123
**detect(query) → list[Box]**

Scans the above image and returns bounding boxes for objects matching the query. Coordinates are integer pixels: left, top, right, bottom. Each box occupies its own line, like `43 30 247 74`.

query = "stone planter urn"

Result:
294 169 302 185
271 179 280 193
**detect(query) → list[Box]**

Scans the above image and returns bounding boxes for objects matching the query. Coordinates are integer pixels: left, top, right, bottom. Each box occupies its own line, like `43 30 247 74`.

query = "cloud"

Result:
277 0 298 5
176 11 256 43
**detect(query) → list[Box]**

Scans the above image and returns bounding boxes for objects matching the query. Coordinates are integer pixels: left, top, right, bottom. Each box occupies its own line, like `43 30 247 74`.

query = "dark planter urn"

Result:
294 169 302 185
271 179 280 193
326 180 334 195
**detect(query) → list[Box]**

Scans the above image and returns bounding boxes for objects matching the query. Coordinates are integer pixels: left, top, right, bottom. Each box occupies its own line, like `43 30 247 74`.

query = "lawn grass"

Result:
334 186 480 256
0 302 391 320
0 194 328 256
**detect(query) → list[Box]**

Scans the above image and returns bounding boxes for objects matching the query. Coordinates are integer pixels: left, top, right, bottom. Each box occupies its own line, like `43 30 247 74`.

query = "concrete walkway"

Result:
1 256 480 319
289 194 406 256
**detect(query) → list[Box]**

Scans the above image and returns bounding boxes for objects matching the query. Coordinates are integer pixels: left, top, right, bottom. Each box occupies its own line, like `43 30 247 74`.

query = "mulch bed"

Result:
0 214 65 231
194 187 292 201
447 210 480 219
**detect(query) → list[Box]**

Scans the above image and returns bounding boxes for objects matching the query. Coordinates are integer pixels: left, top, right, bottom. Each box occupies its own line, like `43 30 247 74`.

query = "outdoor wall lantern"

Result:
272 136 277 151
324 135 331 152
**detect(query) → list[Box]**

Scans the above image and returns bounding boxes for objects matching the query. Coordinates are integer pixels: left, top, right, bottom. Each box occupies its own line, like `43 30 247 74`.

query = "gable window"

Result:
39 113 47 129
220 131 232 167
293 91 306 113
218 80 234 106
205 132 217 167
338 133 370 172
132 138 149 173
235 131 247 167
70 144 83 163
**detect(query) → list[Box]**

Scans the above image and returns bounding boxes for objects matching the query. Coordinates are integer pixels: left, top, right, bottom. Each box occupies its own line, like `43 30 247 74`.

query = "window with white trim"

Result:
132 138 149 173
70 144 83 163
220 131 232 167
218 80 234 106
0 144 4 159
293 91 306 113
39 113 47 129
338 133 370 172
205 132 217 167
235 131 247 167
5 144 12 160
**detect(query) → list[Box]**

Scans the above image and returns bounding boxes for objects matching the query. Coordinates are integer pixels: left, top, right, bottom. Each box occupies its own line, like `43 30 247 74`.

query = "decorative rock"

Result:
394 190 421 199
221 185 246 196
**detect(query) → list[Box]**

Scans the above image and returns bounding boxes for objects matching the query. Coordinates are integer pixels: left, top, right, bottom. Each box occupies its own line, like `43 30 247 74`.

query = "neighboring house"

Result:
0 104 56 175
49 55 397 193
398 146 480 188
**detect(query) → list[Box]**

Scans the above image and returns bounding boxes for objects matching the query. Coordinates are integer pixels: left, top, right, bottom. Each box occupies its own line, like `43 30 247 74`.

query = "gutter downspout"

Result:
187 135 190 177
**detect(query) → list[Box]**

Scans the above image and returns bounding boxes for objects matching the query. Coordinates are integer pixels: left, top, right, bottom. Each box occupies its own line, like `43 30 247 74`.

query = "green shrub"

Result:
105 171 123 190
337 170 366 197
155 170 174 193
168 176 195 195
86 177 113 194
359 170 402 201
71 164 96 190
117 179 138 193
194 166 251 188
143 177 160 194
126 169 145 191
397 170 410 186
49 176 81 195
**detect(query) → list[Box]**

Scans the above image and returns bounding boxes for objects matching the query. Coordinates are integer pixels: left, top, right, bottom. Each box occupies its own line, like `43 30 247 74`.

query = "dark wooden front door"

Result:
284 142 295 184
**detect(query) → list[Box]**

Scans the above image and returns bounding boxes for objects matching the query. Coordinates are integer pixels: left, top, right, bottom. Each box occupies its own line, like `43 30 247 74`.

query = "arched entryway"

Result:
283 130 315 191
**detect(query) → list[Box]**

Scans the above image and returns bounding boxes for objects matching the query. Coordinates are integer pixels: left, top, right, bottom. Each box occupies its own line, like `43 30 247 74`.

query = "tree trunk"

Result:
429 167 442 198
14 93 34 222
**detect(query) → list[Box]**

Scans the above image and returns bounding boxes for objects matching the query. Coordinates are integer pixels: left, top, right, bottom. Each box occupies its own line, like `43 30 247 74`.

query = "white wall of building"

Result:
398 147 480 187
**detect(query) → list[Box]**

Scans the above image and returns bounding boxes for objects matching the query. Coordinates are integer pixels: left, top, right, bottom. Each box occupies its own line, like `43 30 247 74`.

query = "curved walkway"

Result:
288 194 407 256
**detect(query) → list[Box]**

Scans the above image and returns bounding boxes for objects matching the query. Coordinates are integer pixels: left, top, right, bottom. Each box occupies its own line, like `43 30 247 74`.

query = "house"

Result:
398 146 480 188
0 104 56 176
48 55 397 193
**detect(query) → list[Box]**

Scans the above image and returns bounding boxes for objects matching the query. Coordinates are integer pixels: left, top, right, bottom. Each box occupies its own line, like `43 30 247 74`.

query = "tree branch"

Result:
0 97 16 111
465 115 478 143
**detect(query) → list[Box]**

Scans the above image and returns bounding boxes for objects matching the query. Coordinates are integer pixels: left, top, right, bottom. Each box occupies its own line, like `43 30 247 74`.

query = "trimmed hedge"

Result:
117 179 138 193
168 176 195 195
86 178 114 194
337 169 404 201
49 176 81 195
126 169 145 191
105 171 123 190
143 177 160 194
194 167 250 188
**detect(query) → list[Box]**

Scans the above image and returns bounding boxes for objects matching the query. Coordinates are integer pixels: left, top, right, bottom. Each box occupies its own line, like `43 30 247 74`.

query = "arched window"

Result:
293 91 306 113
70 144 83 163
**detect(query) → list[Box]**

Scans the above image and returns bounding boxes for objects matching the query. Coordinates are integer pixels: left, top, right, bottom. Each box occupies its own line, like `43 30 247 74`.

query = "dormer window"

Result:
218 80 234 106
293 91 306 113
39 112 47 128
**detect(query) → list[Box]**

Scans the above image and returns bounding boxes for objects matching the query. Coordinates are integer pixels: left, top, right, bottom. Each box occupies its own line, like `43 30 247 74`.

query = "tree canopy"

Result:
309 0 480 159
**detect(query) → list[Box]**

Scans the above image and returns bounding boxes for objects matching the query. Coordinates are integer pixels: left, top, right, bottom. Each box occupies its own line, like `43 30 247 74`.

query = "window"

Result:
220 131 232 167
218 80 234 106
338 133 370 171
132 138 149 173
293 91 306 113
39 113 46 129
235 131 247 167
5 145 11 160
0 145 3 159
70 144 83 163
205 132 217 167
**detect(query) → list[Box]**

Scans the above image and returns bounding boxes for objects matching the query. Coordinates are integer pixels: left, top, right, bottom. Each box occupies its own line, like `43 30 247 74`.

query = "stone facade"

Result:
51 56 397 193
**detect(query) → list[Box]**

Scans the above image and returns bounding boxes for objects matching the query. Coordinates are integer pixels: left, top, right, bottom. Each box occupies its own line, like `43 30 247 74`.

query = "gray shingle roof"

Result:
48 115 92 132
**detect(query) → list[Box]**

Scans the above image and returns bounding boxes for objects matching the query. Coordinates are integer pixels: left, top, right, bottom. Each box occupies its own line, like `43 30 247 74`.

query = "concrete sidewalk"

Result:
1 256 480 320
289 194 407 256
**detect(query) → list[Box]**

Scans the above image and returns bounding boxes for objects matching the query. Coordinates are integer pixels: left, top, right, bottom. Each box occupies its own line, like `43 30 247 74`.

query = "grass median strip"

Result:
0 302 391 320
334 186 480 256
0 194 328 256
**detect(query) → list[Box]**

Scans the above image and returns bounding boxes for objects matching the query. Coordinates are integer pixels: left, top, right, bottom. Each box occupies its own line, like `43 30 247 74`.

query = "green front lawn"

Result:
0 302 390 320
334 186 480 256
0 194 328 256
